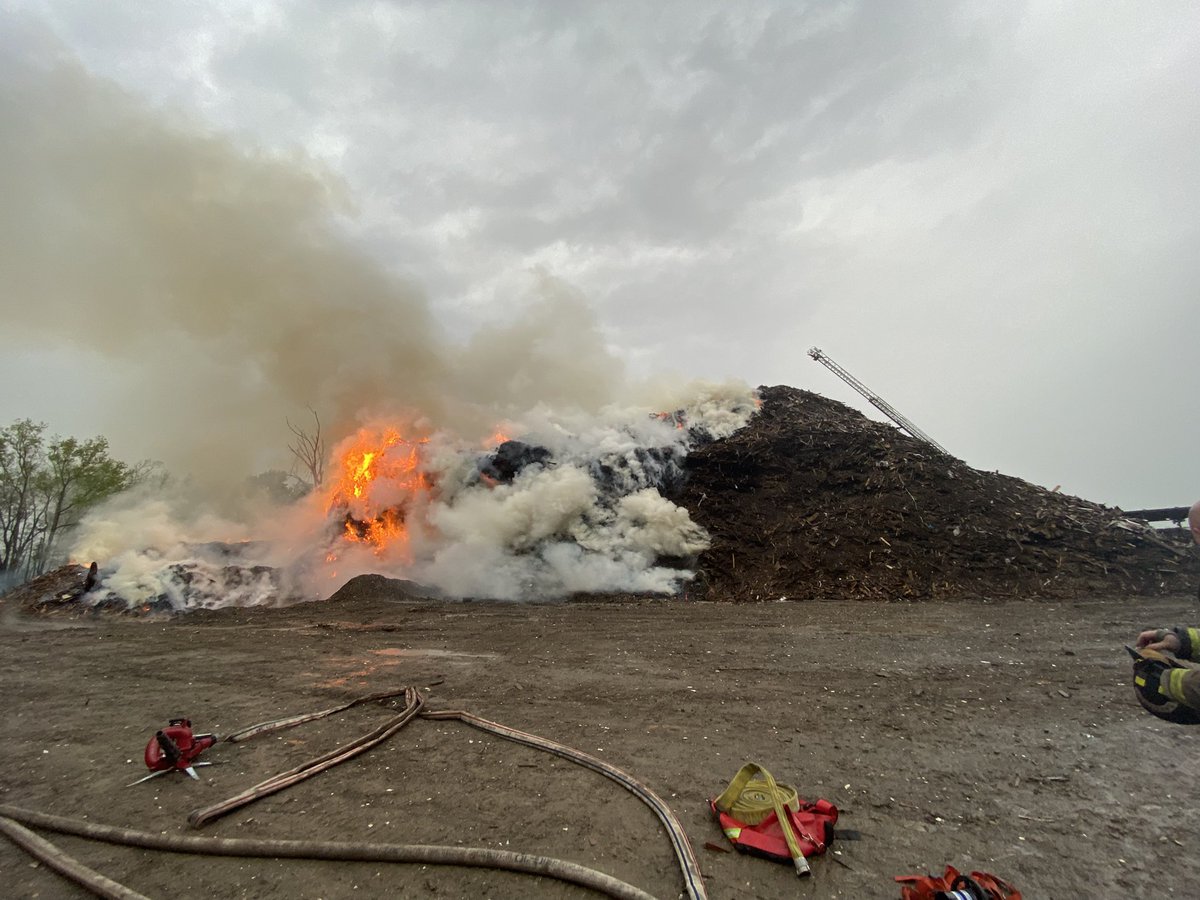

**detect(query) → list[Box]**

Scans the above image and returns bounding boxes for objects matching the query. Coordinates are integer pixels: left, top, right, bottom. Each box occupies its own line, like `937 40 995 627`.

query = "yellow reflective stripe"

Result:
1188 629 1200 658
1167 668 1189 704
724 827 741 840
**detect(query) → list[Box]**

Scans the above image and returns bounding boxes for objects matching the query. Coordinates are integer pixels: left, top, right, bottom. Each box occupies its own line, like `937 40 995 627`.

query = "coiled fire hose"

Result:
0 686 707 900
712 762 811 877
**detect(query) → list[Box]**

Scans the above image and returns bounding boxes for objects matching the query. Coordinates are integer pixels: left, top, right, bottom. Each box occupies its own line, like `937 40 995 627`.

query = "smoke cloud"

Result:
0 28 631 483
2 28 758 604
72 387 758 604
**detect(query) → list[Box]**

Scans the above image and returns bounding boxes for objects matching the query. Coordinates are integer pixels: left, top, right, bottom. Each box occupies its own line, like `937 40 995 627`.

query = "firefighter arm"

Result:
1162 667 1200 710
1171 627 1200 661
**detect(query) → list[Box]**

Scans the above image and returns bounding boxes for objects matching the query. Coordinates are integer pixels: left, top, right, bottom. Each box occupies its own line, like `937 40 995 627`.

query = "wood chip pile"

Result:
672 385 1198 601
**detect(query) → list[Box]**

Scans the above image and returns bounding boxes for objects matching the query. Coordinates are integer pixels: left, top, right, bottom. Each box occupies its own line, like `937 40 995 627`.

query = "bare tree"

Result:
287 407 326 488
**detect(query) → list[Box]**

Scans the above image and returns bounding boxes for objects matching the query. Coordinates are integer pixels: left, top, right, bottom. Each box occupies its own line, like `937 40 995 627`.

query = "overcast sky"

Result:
2 1 1198 510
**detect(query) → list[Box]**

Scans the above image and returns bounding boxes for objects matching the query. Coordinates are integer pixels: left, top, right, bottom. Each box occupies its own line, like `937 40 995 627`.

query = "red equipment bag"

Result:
895 864 1022 899
709 796 838 863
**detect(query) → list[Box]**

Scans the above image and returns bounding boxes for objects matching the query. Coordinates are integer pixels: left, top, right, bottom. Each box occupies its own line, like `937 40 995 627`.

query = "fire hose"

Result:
421 707 707 900
0 814 149 900
186 688 705 899
187 686 425 827
0 804 656 900
711 762 811 877
1 686 707 900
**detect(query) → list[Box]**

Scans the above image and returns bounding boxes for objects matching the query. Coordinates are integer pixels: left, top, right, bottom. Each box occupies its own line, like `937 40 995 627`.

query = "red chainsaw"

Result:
128 718 219 786
125 687 427 788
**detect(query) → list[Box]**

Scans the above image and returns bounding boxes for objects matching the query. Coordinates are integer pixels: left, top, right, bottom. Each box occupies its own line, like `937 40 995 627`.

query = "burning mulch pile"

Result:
671 385 1199 602
1 554 301 619
4 384 1196 614
0 564 152 617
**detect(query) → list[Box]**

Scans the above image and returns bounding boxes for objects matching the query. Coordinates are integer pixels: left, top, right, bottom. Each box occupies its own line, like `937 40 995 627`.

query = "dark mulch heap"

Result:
6 385 1196 612
0 564 175 617
0 565 93 613
670 385 1198 602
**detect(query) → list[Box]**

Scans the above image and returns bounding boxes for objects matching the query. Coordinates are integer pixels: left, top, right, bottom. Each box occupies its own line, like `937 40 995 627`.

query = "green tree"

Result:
0 419 48 579
0 420 149 582
36 436 134 572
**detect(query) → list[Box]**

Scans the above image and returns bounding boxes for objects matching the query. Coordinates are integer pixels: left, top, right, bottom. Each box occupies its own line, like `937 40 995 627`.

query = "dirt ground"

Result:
7 592 1200 900
3 590 1200 899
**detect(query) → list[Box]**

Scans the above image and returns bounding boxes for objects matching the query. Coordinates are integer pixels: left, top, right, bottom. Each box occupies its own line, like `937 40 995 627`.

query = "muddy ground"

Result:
2 590 1199 899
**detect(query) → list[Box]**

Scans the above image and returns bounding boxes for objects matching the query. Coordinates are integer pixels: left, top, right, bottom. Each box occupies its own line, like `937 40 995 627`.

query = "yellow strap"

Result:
713 763 810 876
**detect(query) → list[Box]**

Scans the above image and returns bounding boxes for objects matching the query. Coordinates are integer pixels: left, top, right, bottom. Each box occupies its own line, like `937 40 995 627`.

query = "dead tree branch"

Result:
287 407 326 488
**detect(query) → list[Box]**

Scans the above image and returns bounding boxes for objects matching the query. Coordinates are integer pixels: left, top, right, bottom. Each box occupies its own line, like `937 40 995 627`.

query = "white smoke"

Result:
400 388 757 600
1 29 763 606
72 387 758 605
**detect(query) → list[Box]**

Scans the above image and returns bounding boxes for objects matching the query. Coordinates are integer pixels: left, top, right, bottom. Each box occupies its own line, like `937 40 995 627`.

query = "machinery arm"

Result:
807 347 949 455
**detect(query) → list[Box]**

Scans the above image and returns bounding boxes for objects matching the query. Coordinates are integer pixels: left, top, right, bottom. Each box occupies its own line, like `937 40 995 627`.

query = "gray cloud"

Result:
2 1 1199 507
0 19 639 486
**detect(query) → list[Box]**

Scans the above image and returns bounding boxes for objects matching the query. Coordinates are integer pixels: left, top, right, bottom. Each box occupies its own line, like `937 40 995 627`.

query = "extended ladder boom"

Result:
807 347 949 455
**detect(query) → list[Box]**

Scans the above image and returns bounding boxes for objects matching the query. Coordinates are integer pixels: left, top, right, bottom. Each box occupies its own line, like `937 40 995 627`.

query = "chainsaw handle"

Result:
155 731 181 766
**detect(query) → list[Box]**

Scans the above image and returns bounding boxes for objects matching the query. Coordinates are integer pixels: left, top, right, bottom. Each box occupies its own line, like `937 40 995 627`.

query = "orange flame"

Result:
322 426 431 558
482 429 511 448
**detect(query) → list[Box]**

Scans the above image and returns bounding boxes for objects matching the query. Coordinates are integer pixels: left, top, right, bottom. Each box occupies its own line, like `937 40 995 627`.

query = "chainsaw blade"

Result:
128 760 212 787
126 769 169 787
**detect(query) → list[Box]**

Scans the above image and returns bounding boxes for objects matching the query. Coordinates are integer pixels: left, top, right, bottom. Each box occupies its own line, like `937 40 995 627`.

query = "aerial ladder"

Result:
807 347 950 456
